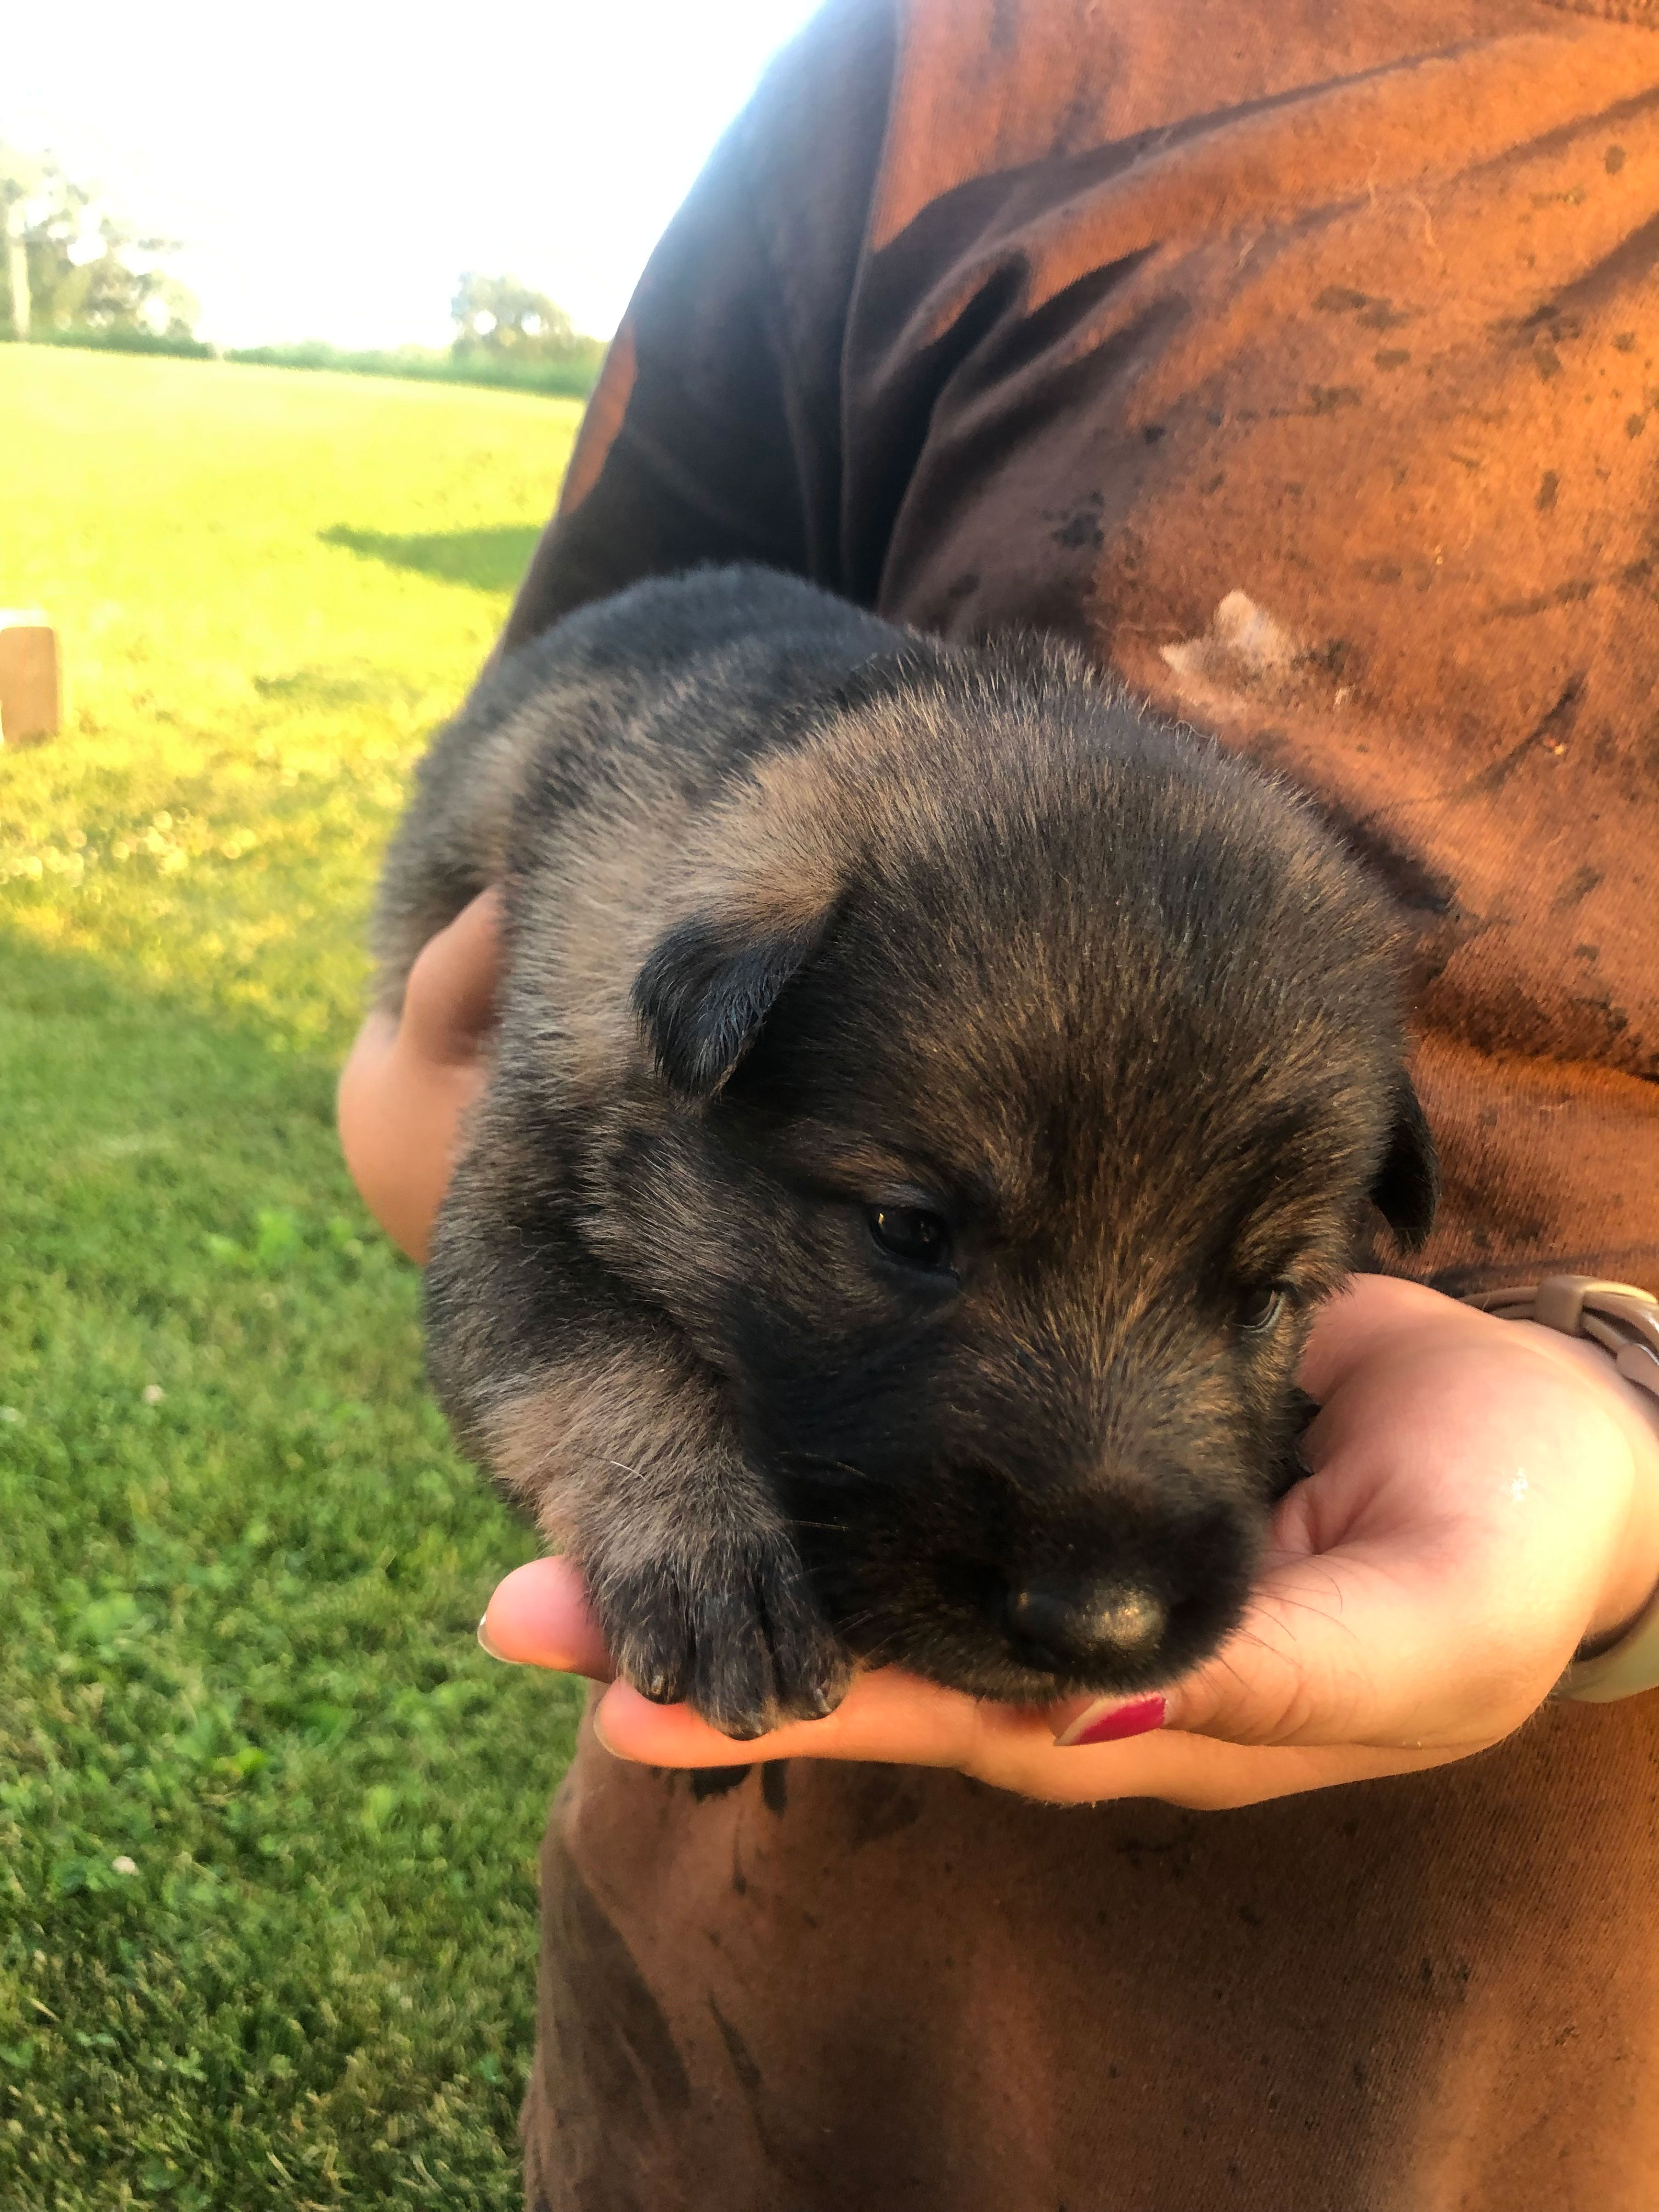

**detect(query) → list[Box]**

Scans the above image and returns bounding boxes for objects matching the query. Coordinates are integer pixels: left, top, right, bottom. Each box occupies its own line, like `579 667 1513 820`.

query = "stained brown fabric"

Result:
504 4 1659 2204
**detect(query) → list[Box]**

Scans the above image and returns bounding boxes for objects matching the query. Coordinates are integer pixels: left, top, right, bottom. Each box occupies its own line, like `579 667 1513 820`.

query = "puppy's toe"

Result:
589 1526 849 1739
752 1547 853 1725
690 1596 848 1738
673 1584 769 1738
600 1580 694 1708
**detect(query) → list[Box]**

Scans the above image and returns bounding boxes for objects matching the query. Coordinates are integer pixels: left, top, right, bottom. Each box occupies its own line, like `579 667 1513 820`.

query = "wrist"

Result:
1501 1321 1659 1654
1580 1352 1659 1652
1461 1278 1659 1665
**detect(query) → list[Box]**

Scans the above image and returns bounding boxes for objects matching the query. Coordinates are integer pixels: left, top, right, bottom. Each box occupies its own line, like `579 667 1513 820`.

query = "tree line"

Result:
1 149 604 397
1 148 195 345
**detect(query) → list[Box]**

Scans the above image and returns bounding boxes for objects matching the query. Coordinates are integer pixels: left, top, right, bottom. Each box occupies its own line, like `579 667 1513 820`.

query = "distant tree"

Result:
449 272 601 375
0 147 198 342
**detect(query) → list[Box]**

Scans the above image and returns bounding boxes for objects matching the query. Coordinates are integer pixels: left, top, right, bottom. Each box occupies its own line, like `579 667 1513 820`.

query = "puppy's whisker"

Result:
1273 1579 1352 1630
779 1453 885 1488
1227 1627 1290 1668
826 1606 883 1639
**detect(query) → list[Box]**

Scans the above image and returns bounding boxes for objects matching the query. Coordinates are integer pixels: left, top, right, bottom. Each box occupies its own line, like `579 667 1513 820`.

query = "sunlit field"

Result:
0 344 588 2208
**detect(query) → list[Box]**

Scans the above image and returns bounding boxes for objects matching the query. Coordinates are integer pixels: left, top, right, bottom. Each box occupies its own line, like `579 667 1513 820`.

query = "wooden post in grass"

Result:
0 612 60 742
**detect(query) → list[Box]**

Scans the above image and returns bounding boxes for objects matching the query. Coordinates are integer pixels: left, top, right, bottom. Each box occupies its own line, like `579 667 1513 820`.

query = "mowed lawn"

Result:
0 346 590 2209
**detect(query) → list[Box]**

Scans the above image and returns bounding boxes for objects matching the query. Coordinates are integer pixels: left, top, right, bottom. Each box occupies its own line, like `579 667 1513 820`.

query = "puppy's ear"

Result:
1370 1071 1439 1251
633 900 836 1101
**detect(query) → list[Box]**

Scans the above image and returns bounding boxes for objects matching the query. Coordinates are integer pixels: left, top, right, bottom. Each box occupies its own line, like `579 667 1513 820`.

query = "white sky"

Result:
3 0 825 348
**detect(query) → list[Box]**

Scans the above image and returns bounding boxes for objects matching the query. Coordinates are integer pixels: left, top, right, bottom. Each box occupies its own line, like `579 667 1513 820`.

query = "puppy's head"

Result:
610 641 1435 1700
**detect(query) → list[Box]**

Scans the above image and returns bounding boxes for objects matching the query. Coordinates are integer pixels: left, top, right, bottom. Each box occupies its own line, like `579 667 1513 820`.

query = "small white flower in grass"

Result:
0 1407 21 1424
111 1856 138 1877
142 1384 164 1406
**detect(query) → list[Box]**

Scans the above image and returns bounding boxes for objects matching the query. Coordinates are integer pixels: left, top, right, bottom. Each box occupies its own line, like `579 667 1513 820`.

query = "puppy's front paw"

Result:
590 1524 851 1741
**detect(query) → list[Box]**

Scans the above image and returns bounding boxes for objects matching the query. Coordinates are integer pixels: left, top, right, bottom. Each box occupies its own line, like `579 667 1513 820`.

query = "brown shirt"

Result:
504 4 1659 2205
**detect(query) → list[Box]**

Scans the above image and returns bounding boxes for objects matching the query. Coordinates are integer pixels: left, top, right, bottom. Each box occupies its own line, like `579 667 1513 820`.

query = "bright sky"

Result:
3 0 825 348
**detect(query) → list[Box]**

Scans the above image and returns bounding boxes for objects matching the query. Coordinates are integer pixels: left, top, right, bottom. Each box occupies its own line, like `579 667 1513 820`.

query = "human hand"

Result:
479 1274 1659 1808
336 889 503 1263
343 910 1659 1805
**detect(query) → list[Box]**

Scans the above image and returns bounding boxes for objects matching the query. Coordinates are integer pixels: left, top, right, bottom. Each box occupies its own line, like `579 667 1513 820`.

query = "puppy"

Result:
374 566 1436 1739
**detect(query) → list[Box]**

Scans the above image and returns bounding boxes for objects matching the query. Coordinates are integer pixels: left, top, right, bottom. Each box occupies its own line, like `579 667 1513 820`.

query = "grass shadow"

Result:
250 664 423 707
320 522 542 594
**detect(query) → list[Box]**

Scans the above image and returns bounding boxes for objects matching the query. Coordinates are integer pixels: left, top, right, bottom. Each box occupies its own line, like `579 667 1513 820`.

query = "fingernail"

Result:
1053 1694 1166 1747
590 1701 630 1760
477 1613 518 1664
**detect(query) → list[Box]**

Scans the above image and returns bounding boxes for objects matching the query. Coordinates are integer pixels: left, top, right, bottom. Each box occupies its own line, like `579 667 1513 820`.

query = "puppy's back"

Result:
371 567 901 1012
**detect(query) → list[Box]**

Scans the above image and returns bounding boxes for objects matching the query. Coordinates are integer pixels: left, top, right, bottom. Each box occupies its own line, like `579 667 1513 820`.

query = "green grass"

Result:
0 346 590 2209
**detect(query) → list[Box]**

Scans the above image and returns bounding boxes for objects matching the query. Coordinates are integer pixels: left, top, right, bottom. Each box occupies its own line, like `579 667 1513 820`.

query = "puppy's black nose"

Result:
1006 1578 1168 1670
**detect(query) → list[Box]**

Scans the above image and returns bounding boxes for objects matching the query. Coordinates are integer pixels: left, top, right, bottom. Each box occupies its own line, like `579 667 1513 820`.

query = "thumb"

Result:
1162 1478 1551 1752
478 1555 614 1679
1164 1541 1463 1749
402 886 504 1062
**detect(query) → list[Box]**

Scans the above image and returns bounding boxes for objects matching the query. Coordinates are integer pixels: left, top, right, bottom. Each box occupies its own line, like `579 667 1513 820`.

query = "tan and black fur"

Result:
375 567 1436 1738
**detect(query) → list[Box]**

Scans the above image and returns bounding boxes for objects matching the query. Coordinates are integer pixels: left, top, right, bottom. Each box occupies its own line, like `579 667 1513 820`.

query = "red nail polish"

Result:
1056 1694 1166 1747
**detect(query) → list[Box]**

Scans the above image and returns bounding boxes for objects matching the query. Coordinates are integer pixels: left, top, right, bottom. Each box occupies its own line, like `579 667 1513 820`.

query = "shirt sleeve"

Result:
500 0 898 652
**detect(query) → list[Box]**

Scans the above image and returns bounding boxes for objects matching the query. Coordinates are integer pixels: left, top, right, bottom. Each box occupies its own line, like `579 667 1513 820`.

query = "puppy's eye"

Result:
868 1205 952 1272
1236 1283 1291 1334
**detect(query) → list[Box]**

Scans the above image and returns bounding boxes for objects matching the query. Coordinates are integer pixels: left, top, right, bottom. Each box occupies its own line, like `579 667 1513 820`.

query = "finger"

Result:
593 1669 1467 1808
592 1668 985 1769
336 1011 400 1182
479 1556 614 1679
402 888 505 1062
1049 1729 1465 1810
337 1009 453 1262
